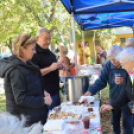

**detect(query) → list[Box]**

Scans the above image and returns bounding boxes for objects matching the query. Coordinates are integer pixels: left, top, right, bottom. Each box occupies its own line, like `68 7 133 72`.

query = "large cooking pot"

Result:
65 75 89 102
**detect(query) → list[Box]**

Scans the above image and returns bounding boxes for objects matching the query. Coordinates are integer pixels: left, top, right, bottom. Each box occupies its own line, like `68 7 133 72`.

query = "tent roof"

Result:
75 12 134 30
61 0 134 14
60 0 134 30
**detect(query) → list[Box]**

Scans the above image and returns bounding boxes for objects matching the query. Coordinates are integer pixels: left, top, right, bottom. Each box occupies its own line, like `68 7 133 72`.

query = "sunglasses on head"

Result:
21 35 31 46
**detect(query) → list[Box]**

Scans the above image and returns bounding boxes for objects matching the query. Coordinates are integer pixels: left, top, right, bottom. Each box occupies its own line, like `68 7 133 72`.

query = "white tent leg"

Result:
71 12 78 76
82 31 86 64
93 31 96 62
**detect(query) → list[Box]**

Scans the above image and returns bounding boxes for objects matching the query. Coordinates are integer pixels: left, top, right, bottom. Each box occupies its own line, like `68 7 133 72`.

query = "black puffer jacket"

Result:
0 56 48 126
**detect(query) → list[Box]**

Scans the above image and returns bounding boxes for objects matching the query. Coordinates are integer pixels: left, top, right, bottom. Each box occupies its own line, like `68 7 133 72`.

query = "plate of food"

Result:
48 106 83 122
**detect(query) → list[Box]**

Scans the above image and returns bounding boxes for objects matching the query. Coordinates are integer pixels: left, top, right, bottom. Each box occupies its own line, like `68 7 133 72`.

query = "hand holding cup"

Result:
114 74 124 85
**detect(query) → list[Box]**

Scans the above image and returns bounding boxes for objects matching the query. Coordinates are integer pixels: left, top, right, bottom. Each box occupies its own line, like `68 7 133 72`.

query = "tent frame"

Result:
71 10 78 75
75 0 134 13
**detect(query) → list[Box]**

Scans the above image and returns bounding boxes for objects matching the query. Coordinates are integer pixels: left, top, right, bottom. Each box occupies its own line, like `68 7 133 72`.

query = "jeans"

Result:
111 108 133 134
48 92 61 110
60 77 67 94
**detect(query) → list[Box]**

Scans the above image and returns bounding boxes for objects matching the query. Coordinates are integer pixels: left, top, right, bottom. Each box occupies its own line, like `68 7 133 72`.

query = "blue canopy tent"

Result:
60 0 134 75
75 12 134 30
61 0 134 14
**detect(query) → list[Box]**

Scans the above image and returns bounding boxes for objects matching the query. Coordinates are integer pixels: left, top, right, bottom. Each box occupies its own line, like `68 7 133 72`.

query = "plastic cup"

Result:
82 115 90 129
115 73 122 84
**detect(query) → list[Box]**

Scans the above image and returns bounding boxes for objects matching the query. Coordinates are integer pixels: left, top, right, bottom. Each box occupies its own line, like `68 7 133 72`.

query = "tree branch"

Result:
49 1 57 32
50 26 55 33
49 7 55 23
24 0 43 27
6 38 12 53
43 2 56 23
44 14 50 21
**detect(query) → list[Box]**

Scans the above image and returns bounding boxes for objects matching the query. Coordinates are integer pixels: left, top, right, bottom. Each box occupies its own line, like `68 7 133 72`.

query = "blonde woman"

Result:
58 45 75 94
0 33 52 126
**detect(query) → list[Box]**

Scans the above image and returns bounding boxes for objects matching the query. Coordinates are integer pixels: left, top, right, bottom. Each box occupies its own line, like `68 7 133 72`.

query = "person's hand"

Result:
44 91 50 97
62 64 66 71
44 96 52 106
50 63 58 71
100 104 113 113
57 62 66 71
115 76 124 85
84 91 92 96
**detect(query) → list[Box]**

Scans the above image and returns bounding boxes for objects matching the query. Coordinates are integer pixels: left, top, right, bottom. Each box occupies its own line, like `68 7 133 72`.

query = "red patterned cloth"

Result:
82 127 101 134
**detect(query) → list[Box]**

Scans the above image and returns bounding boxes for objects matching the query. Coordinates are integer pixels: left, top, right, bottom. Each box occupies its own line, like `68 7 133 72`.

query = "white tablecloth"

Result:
43 101 101 134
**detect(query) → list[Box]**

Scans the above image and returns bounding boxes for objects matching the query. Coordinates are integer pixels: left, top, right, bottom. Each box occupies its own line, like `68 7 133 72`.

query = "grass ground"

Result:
0 94 6 112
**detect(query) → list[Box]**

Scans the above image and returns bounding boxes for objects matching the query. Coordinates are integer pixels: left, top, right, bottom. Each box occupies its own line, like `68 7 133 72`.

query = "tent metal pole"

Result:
75 1 120 12
85 19 129 30
121 0 134 4
71 12 78 76
82 31 86 64
83 12 134 26
93 31 96 61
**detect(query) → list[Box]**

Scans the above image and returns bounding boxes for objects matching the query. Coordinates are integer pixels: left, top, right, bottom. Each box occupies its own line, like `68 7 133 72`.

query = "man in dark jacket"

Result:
85 45 133 134
32 27 65 110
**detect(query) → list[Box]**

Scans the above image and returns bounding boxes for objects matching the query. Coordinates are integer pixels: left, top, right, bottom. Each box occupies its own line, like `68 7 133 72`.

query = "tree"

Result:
96 29 116 50
0 0 80 52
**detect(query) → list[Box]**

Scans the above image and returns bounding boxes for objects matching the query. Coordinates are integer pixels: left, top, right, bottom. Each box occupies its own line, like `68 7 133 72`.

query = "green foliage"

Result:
90 57 95 65
0 94 6 112
96 29 116 50
0 0 116 52
76 28 116 50
0 0 81 50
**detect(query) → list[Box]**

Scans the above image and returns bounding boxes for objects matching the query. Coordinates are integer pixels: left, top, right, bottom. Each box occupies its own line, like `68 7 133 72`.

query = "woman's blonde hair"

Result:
59 45 68 57
12 33 37 57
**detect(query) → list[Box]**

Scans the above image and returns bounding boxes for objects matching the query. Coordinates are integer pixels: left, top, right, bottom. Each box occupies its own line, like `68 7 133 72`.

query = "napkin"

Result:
43 120 65 131
79 96 95 104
